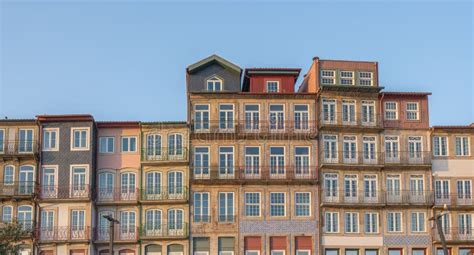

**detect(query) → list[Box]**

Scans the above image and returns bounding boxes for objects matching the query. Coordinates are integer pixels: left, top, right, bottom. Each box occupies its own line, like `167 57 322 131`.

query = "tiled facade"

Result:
0 55 472 255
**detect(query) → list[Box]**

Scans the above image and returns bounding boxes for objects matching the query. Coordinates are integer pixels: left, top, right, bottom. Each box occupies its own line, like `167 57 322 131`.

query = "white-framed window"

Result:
411 212 426 232
193 192 209 222
43 128 59 151
98 171 114 200
321 70 335 85
342 100 356 124
3 165 14 185
361 100 375 124
42 166 58 198
270 192 286 217
269 146 285 177
323 135 338 162
218 192 234 222
121 136 137 152
244 192 261 217
408 136 423 160
269 104 285 130
343 136 357 163
344 174 358 201
244 146 260 177
220 252 234 255
295 192 311 217
322 99 336 123
244 104 260 131
17 205 33 230
324 173 338 201
358 71 373 86
435 179 450 201
410 175 425 198
145 209 162 233
18 165 34 194
194 147 209 178
406 102 419 120
384 102 398 120
0 129 4 153
364 174 378 201
294 104 309 130
325 211 339 233
146 133 161 159
71 127 89 150
246 251 260 255
433 136 448 156
219 146 234 178
365 212 378 233
340 71 354 85
457 180 472 200
2 205 12 222
363 136 377 163
271 251 285 255
99 136 114 153
41 210 54 232
345 212 359 233
266 81 279 92
458 213 472 234
219 104 234 131
206 76 223 91
386 174 401 200
195 252 210 255
70 165 88 197
18 129 34 152
71 209 86 232
387 212 402 232
119 211 136 237
385 136 399 161
296 251 311 255
168 133 183 156
455 136 470 156
145 171 161 197
295 147 310 177
194 104 210 131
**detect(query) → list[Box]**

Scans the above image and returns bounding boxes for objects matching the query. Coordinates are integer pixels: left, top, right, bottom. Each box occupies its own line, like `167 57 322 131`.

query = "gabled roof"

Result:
186 54 242 74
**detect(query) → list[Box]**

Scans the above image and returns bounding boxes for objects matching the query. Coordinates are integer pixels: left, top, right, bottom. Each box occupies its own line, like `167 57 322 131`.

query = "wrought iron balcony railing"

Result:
321 190 434 205
0 140 39 156
39 185 91 200
384 151 431 165
320 151 384 165
385 190 434 205
141 186 188 201
0 181 36 197
94 226 139 242
433 227 474 242
141 148 188 162
97 187 139 202
319 112 383 128
140 223 189 238
191 166 318 181
191 120 317 134
37 226 91 242
434 193 473 207
0 220 35 236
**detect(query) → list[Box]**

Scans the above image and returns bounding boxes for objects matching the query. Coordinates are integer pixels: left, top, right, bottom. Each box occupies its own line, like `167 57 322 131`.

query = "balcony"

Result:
39 185 91 200
141 148 188 163
0 181 36 198
319 112 383 129
191 166 318 183
96 187 139 204
140 223 189 239
0 140 39 158
434 194 473 207
0 220 35 237
433 228 474 243
321 190 385 206
95 227 139 242
140 186 188 202
384 151 431 166
385 190 433 205
38 226 91 242
320 151 384 166
191 120 317 136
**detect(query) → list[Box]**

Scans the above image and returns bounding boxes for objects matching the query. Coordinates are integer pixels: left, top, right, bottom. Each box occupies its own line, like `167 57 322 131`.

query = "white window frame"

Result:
244 192 261 217
406 102 420 120
433 136 448 156
70 127 90 151
266 81 280 93
195 252 210 255
121 136 137 153
387 211 403 232
270 192 286 217
99 136 115 153
69 164 89 197
245 251 260 255
41 165 59 198
345 212 359 233
219 104 235 131
194 104 210 131
340 71 355 85
384 102 398 120
411 212 426 233
3 165 15 185
0 128 4 153
358 71 373 86
206 75 223 91
365 212 379 233
321 70 336 85
295 192 311 217
296 250 311 255
193 192 210 222
218 192 234 222
43 128 59 151
271 251 285 255
455 136 470 156
219 252 234 255
2 205 13 222
325 211 339 233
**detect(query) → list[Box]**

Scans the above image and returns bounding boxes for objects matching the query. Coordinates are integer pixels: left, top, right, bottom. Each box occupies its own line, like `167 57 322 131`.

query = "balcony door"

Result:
98 172 114 201
19 165 34 194
146 171 161 199
435 180 450 205
71 210 85 239
146 134 162 160
121 172 136 200
386 174 401 203
269 147 285 178
269 104 285 130
244 104 260 131
219 147 234 178
98 211 112 241
145 209 162 236
42 167 57 198
41 210 54 240
120 211 136 240
168 171 183 199
71 167 87 198
410 175 425 202
344 174 357 202
408 136 423 162
168 134 183 157
167 209 184 236
18 129 33 153
17 206 32 231
361 101 375 125
364 175 378 202
244 147 260 178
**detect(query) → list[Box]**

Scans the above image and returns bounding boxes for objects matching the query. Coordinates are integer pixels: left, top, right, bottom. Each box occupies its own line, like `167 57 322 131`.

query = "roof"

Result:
432 124 474 130
186 54 242 74
36 114 94 122
242 68 301 92
96 121 140 128
0 118 36 122
315 56 378 64
381 92 432 96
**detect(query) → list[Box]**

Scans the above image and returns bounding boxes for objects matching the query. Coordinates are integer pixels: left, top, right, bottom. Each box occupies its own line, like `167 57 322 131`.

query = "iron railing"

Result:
139 223 189 238
0 140 39 156
141 148 188 162
192 215 211 223
191 120 317 134
321 190 434 205
0 181 36 197
39 185 91 200
94 226 139 242
433 227 474 242
191 166 318 181
37 226 91 242
140 186 188 201
320 151 384 165
384 151 431 165
319 112 383 127
434 193 473 207
97 187 139 202
385 190 434 205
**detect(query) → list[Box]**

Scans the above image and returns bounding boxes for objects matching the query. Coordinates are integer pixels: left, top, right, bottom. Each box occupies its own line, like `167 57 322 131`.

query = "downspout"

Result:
139 126 143 255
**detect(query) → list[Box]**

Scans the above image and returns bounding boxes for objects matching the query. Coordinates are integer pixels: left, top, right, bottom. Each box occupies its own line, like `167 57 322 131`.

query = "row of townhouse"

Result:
0 55 472 255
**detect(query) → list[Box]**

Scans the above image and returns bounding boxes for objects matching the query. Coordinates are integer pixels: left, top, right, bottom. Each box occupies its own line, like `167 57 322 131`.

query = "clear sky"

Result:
1 1 472 125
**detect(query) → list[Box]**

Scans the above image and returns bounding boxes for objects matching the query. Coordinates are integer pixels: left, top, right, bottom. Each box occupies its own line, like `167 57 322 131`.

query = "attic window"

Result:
206 76 223 91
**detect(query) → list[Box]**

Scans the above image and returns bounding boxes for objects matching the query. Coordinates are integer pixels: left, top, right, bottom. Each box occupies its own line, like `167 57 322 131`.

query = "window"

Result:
18 165 34 194
325 211 339 233
121 172 136 199
365 250 378 255
145 171 161 198
168 171 183 198
266 81 279 92
344 174 358 201
408 136 423 160
71 166 87 197
121 136 137 152
71 210 85 233
3 165 14 185
246 252 260 255
218 192 234 222
411 212 426 232
460 249 473 255
345 212 359 233
435 180 450 202
326 249 339 255
271 251 285 255
194 104 210 131
456 136 470 156
346 250 359 255
324 173 338 201
364 175 378 202
207 76 222 91
0 129 4 153
168 209 184 233
41 210 54 233
342 100 356 124
219 104 234 130
42 166 57 198
457 180 472 200
406 102 419 120
219 147 234 178
168 133 183 156
145 209 162 234
340 71 354 85
43 128 58 151
270 147 285 177
120 211 136 237
18 129 34 152
193 192 209 222
146 134 162 159
321 70 335 85
295 192 310 217
71 128 89 150
387 212 402 232
99 137 114 153
322 99 336 123
244 104 260 131
194 147 209 178
323 135 338 162
2 206 12 222
385 136 399 162
297 251 310 255
244 147 260 177
343 136 357 163
17 206 33 230
412 249 425 255
363 136 377 163
385 102 398 120
410 175 425 199
433 136 448 156
295 147 310 177
386 174 401 201
359 71 373 86
269 104 285 130
98 172 114 200
361 100 375 124
388 249 402 255
294 104 309 130
365 213 378 233
270 192 286 217
458 213 472 236
244 192 260 217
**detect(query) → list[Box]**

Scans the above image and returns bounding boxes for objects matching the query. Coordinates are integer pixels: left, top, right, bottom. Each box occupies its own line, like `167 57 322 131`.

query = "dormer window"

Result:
340 71 354 85
206 76 223 91
359 72 373 86
321 70 335 85
266 81 279 92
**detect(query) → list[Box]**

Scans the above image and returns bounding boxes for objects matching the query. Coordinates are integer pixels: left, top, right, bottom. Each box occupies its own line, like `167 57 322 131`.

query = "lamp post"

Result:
102 215 119 255
430 204 449 255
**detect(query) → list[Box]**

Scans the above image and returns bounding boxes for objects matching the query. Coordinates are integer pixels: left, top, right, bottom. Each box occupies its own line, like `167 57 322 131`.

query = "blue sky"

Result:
1 1 472 125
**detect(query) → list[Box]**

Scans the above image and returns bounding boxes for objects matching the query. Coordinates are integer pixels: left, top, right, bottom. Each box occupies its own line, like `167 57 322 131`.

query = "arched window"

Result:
168 171 183 198
146 134 162 160
3 165 14 185
206 76 223 91
168 134 183 156
167 209 184 235
145 244 162 255
167 244 184 255
19 165 34 194
17 205 33 230
98 171 114 201
145 209 162 236
120 172 136 200
2 205 13 222
146 171 161 199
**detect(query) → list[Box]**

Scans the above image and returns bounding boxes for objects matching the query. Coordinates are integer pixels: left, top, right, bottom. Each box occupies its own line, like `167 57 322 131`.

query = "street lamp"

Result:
102 215 119 255
429 204 449 255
